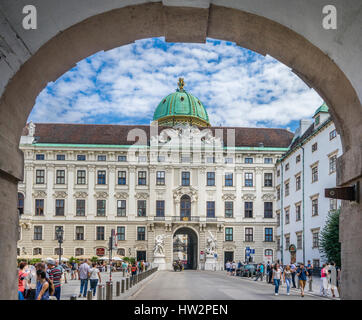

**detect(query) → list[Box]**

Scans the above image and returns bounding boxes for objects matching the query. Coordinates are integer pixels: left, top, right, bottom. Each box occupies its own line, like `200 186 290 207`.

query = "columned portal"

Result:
173 227 198 270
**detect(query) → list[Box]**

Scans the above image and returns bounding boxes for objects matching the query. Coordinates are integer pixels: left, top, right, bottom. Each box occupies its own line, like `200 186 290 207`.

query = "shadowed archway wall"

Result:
0 2 361 299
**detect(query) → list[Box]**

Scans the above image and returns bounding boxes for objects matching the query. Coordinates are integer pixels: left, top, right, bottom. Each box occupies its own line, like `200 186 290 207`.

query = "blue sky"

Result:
29 37 323 133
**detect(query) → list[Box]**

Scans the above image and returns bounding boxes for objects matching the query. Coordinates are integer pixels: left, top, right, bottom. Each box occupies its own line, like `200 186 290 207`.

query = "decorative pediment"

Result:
173 185 198 202
94 191 108 199
53 191 67 198
222 193 236 201
135 192 149 200
262 193 276 201
114 192 129 199
74 191 88 198
32 190 47 198
242 193 256 201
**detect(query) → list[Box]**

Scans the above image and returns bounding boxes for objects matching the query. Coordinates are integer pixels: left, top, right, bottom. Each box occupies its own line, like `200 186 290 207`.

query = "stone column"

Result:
108 165 116 220
149 166 156 218
46 164 54 215
67 165 75 216
88 166 95 217
24 164 33 215
128 166 136 219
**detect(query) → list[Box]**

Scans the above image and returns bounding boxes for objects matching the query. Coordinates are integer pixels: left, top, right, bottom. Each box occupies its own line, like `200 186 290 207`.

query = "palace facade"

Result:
17 80 294 269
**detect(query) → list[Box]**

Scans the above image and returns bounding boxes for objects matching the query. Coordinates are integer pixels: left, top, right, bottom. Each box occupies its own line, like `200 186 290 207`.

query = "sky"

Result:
28 37 323 133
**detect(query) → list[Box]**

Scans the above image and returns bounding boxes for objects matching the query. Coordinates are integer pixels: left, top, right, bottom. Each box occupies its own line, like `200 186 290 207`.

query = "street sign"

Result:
96 248 105 256
251 249 255 254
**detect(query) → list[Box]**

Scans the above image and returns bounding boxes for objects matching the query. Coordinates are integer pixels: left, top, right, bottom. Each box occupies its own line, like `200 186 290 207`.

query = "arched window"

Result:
180 195 191 220
75 248 84 256
117 248 125 256
18 193 24 215
264 249 273 262
33 248 42 255
54 248 63 255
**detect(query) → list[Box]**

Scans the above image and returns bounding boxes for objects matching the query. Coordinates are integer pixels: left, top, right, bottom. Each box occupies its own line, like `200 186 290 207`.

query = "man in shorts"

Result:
296 262 308 297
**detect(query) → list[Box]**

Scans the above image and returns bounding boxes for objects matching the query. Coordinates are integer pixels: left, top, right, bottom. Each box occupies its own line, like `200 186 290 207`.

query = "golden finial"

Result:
177 77 185 91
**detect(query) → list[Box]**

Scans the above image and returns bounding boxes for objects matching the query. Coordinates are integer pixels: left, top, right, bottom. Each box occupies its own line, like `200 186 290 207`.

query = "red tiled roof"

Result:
22 123 293 148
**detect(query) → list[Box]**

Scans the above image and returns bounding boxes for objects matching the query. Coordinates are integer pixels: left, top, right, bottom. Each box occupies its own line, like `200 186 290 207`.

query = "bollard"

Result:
106 281 113 300
123 269 125 277
87 290 93 300
102 285 105 300
97 284 103 300
116 281 120 296
297 279 300 289
126 277 129 290
309 279 313 292
70 294 77 300
129 276 133 288
121 279 125 293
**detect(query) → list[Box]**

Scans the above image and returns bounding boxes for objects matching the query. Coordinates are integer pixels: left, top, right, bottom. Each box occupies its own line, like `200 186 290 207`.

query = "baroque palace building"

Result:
17 79 294 270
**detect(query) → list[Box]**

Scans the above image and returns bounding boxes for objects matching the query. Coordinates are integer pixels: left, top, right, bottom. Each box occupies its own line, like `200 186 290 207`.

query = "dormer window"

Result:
315 115 320 126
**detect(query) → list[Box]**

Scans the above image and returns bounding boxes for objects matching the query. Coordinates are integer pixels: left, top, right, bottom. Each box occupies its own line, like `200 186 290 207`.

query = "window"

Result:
118 171 126 185
138 171 147 185
264 202 273 218
97 200 106 216
137 200 146 217
181 156 191 163
156 171 165 185
244 202 253 218
296 155 301 163
312 142 318 152
315 115 320 125
245 173 253 187
117 226 125 241
297 233 302 249
225 228 233 241
77 154 86 161
285 235 290 250
34 226 42 240
224 157 233 164
265 249 273 258
285 208 290 224
207 201 215 218
264 158 273 164
181 172 190 186
313 259 320 268
36 170 45 184
265 228 273 242
277 212 280 226
277 169 280 177
138 155 147 163
245 228 253 242
206 157 215 163
330 199 337 212
285 163 289 171
277 187 281 200
56 170 65 184
56 154 65 161
329 129 337 140
264 173 273 187
77 170 86 184
245 157 253 164
137 227 146 241
285 182 290 196
97 170 106 184
96 226 105 240
97 155 106 161
207 172 215 186
329 155 337 174
36 154 45 160
296 203 301 221
117 200 126 217
18 193 24 215
75 226 84 240
118 155 127 162
75 248 84 256
312 165 318 182
312 231 319 248
33 248 42 255
76 199 85 216
156 200 165 217
296 175 301 191
35 199 44 216
225 201 233 218
117 248 125 256
55 199 65 216
312 198 318 216
225 173 233 186
54 248 63 255
157 156 165 162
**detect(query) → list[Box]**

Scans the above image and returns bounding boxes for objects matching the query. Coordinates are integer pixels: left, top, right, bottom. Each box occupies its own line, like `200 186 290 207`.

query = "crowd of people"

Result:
17 258 150 300
225 259 340 298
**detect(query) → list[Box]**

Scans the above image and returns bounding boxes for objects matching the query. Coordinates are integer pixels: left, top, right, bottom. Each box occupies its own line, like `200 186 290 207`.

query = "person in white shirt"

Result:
89 262 102 297
225 261 231 275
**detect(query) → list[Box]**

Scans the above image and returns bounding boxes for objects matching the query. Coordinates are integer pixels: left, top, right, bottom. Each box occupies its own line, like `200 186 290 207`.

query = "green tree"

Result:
90 256 99 263
319 208 341 267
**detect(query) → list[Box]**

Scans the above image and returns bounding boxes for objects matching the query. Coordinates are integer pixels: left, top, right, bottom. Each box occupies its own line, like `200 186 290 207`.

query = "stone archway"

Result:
0 2 361 299
173 227 199 270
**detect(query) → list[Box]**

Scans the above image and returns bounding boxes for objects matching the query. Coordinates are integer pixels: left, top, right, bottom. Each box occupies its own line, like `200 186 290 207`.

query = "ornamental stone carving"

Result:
173 185 198 202
262 193 276 201
94 191 108 199
114 192 129 199
149 165 157 173
255 167 263 174
128 165 136 173
222 193 236 201
88 166 96 172
32 190 47 198
135 192 149 199
108 165 116 172
73 191 88 198
53 191 67 198
242 193 256 201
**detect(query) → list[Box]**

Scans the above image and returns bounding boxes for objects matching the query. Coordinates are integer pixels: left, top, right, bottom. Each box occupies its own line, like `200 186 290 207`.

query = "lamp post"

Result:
56 226 64 265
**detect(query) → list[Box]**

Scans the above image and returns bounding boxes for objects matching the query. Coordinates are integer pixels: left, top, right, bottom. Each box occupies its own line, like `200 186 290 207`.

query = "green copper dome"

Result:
313 102 329 117
153 78 211 127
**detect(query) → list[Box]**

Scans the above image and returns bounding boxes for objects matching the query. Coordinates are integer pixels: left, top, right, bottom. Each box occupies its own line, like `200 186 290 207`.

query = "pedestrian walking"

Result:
296 262 308 297
306 260 313 292
35 270 52 300
266 262 272 283
290 262 297 288
272 264 282 296
327 262 337 298
231 261 237 276
283 265 292 295
225 261 231 275
89 262 102 297
25 264 37 300
78 259 90 298
18 262 29 300
46 258 63 300
320 263 328 296
254 263 264 281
